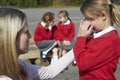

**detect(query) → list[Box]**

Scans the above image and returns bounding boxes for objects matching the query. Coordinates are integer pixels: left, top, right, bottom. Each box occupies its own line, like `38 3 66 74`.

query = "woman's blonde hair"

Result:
0 7 26 80
81 0 120 28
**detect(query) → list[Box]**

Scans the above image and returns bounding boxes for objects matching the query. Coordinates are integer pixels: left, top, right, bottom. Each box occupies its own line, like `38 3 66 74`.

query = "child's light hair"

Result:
58 10 70 19
0 7 26 80
81 0 120 28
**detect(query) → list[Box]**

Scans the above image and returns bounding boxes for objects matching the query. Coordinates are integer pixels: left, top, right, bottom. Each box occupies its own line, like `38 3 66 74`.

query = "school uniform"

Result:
34 21 57 51
73 26 120 80
56 19 75 50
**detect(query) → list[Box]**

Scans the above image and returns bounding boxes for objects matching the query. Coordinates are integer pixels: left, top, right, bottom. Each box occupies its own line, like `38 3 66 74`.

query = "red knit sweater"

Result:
34 23 57 43
55 20 75 41
73 30 120 80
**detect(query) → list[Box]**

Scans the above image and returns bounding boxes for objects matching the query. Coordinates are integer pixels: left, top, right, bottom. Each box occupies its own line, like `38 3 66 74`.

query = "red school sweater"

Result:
34 23 57 43
56 20 75 41
73 30 120 80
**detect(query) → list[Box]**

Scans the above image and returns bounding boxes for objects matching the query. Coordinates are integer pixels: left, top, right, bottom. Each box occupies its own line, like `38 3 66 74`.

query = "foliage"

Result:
0 0 119 8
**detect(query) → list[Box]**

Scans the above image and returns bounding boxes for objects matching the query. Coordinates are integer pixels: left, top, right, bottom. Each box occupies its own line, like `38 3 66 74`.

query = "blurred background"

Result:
0 0 119 8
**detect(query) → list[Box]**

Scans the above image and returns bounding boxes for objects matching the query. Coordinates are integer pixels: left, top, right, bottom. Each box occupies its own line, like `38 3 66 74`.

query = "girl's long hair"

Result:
81 0 120 28
41 12 54 30
0 7 26 80
58 10 71 20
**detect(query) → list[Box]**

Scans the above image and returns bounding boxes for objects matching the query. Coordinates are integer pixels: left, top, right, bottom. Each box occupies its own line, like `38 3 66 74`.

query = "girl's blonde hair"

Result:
58 10 70 20
0 7 26 80
58 10 68 17
81 0 120 28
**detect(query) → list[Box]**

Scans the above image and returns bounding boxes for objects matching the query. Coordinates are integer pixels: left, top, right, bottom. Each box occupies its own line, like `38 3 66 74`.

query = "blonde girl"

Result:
56 10 75 58
73 0 120 80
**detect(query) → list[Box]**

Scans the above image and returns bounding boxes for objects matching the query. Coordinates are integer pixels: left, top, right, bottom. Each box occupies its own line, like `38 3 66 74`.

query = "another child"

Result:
56 10 75 58
34 12 58 62
73 0 120 80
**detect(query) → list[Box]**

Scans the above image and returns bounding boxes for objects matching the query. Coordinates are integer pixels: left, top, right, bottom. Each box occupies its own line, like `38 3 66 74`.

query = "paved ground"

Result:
19 7 120 80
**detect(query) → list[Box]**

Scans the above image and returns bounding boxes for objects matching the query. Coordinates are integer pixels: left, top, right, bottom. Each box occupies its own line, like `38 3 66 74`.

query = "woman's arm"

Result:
38 49 74 79
19 49 74 80
0 76 12 80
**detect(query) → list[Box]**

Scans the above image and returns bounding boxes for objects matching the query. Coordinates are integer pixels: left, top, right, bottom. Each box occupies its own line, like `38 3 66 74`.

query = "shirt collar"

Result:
93 26 116 38
41 21 46 27
62 19 70 25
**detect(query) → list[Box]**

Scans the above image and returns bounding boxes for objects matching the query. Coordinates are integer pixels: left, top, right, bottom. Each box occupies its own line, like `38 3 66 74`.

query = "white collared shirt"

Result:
41 21 46 27
62 19 70 25
93 26 116 38
41 21 55 28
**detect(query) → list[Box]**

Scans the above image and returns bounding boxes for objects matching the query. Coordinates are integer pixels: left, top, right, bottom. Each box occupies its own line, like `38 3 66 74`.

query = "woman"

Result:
0 7 74 80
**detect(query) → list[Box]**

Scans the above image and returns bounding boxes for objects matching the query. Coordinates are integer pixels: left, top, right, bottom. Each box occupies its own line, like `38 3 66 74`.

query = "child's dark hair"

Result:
42 12 54 30
58 10 70 20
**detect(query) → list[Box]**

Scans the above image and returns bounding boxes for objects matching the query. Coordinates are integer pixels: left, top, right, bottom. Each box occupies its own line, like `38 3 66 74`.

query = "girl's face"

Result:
84 10 111 33
58 14 67 22
16 21 31 55
86 14 108 33
89 17 104 32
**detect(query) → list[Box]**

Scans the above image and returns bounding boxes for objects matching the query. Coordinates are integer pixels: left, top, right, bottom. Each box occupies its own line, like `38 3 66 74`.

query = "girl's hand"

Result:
57 40 61 46
77 20 93 37
48 21 54 30
48 25 52 30
48 23 53 30
63 40 67 45
66 40 71 46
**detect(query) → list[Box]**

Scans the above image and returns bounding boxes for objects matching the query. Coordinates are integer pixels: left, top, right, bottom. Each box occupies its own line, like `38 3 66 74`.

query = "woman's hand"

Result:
77 20 93 37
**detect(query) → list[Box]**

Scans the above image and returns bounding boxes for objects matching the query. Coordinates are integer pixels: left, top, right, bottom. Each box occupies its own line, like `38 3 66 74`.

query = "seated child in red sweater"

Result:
34 12 58 62
56 10 75 58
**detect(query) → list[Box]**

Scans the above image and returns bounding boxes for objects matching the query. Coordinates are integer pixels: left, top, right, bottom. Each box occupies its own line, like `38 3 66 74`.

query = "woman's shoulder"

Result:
0 76 12 80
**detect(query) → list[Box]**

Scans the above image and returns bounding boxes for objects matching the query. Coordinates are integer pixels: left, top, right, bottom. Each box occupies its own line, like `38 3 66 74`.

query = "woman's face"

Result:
16 21 31 55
